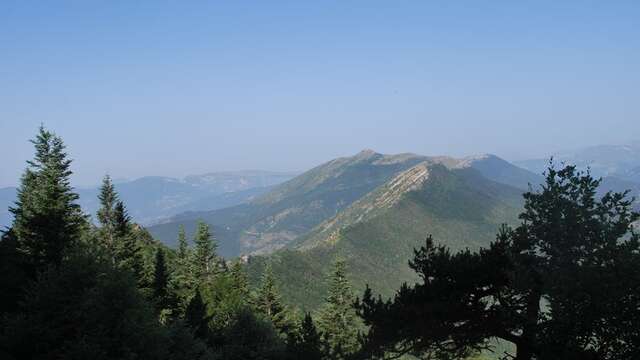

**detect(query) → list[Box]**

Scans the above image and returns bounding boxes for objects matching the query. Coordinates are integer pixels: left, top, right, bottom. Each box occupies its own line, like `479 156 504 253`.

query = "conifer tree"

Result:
112 200 143 281
317 258 359 359
97 175 119 259
185 288 209 339
229 260 250 301
10 126 85 270
152 248 169 309
169 226 196 313
288 313 323 360
257 262 293 335
193 221 216 280
177 225 188 261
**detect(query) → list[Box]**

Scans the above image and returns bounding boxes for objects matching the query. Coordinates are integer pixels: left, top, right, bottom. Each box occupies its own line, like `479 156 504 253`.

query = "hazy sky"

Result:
1 1 639 187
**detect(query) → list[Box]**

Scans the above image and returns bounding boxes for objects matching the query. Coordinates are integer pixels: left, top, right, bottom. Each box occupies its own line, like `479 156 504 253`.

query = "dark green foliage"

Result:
177 224 188 260
152 248 171 311
355 165 640 360
9 126 86 270
165 321 214 360
214 308 286 360
229 260 250 300
317 258 359 359
287 312 323 360
0 229 30 317
0 252 169 360
256 262 294 335
97 175 118 256
193 221 216 280
185 288 210 340
111 201 145 282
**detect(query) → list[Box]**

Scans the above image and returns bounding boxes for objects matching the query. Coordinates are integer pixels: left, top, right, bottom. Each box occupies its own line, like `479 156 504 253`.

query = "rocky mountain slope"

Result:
148 150 542 258
246 162 525 309
149 150 431 256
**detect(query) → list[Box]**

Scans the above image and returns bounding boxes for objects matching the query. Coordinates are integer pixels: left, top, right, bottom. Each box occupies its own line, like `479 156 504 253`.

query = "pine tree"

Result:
185 288 209 339
112 200 143 281
193 221 216 280
170 226 196 314
317 258 359 359
177 225 188 261
152 248 169 309
9 126 85 270
229 260 250 301
257 261 293 335
96 175 119 260
288 312 323 360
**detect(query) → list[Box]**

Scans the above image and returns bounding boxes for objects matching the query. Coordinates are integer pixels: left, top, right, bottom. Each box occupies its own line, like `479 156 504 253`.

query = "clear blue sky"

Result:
1 1 639 187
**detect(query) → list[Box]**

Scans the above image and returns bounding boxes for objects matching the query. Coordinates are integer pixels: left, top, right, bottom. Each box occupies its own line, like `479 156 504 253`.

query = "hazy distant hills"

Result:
516 142 640 182
0 170 296 229
516 142 640 210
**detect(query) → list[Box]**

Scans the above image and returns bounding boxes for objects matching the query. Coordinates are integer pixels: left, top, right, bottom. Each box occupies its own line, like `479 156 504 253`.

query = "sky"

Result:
1 1 639 187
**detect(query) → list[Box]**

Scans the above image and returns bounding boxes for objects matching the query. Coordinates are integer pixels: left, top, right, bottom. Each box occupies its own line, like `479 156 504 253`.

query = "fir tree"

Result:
177 225 188 261
152 248 169 309
9 126 85 270
169 226 195 313
112 201 143 281
229 260 250 301
185 288 209 340
317 258 359 359
193 221 216 280
256 261 293 335
96 175 119 259
288 313 323 360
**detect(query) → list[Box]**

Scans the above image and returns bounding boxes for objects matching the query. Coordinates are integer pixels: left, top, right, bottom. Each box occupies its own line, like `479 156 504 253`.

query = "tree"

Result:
110 200 145 283
152 248 170 311
185 288 210 340
355 165 640 360
177 225 189 261
9 126 86 270
215 307 286 360
193 221 216 281
256 261 293 335
317 257 359 359
288 312 323 360
229 260 250 301
170 228 196 313
0 251 170 360
97 175 118 255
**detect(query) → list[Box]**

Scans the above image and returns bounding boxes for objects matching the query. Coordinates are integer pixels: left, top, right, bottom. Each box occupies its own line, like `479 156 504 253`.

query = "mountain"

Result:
458 154 543 190
148 150 431 256
148 150 543 258
516 142 640 181
0 171 295 229
245 161 525 309
516 142 640 211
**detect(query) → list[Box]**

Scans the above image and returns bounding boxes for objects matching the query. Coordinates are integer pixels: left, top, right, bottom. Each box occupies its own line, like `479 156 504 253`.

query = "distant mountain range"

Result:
0 170 296 230
148 152 540 257
148 147 640 310
516 141 640 183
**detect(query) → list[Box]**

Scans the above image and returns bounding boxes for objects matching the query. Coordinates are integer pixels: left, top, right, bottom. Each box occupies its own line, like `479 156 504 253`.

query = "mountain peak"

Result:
355 149 379 158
